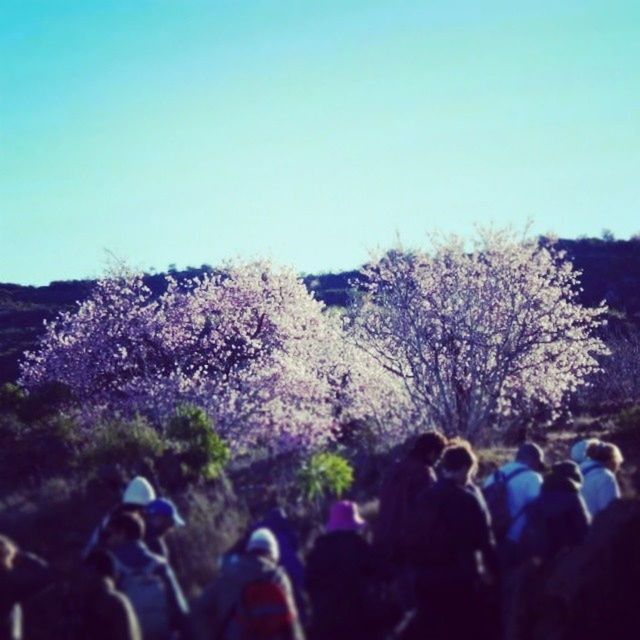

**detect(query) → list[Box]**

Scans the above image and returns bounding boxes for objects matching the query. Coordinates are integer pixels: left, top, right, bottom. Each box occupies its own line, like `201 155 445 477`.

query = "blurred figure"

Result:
85 475 157 557
482 443 545 556
376 431 447 562
0 534 53 640
191 528 304 640
399 443 499 640
75 550 142 640
307 500 393 640
145 498 186 560
581 441 623 517
520 461 591 562
104 512 189 640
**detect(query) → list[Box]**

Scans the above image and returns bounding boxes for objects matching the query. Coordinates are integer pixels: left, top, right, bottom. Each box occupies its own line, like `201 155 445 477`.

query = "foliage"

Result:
297 451 354 502
615 405 640 434
348 228 609 439
80 417 165 470
166 405 230 480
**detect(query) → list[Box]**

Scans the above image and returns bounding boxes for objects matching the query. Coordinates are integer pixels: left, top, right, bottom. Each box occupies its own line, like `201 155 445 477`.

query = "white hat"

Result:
570 438 600 465
122 476 156 506
247 528 280 563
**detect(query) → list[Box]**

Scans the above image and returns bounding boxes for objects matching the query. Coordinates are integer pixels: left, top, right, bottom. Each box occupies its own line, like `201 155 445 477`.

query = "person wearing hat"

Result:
306 501 393 640
483 442 545 546
84 476 157 558
190 528 304 640
144 499 185 561
520 461 591 561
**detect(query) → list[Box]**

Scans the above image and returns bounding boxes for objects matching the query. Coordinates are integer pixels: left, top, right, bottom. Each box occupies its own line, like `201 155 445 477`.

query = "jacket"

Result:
580 460 621 518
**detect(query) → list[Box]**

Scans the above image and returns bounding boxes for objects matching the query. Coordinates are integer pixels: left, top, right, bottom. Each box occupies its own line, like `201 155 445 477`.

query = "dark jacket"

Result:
75 573 142 640
306 531 388 640
0 552 53 640
412 478 498 586
376 455 437 561
522 473 591 560
191 553 304 640
111 540 189 638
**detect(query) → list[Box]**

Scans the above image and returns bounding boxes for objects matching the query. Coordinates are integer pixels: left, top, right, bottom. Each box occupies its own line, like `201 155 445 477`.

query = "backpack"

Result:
483 467 529 540
117 557 170 640
234 574 294 639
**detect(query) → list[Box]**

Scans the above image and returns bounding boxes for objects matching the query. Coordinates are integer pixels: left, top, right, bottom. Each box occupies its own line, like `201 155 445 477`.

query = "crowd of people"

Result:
0 433 628 640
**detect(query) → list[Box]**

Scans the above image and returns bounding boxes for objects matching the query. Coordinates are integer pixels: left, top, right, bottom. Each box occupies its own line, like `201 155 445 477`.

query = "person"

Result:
375 431 447 562
580 441 623 517
306 500 395 640
84 475 157 557
482 443 545 551
73 550 142 640
249 507 306 621
520 461 591 562
191 528 304 640
145 498 186 560
399 443 499 640
103 512 190 640
570 438 600 465
0 534 54 640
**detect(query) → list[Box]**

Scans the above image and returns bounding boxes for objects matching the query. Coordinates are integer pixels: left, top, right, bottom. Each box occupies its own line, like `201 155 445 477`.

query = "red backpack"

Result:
235 576 294 639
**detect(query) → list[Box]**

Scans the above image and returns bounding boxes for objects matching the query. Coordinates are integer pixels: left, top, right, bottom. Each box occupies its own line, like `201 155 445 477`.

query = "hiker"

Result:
399 443 499 640
191 528 304 640
84 475 157 557
74 550 142 640
306 500 397 640
0 534 54 640
103 512 190 640
520 461 591 562
375 431 447 562
482 442 545 559
581 441 623 518
570 437 600 465
145 498 186 560
250 507 306 621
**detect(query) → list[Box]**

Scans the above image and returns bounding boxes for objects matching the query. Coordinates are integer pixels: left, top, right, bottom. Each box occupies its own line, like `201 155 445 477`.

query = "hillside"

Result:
2 237 640 385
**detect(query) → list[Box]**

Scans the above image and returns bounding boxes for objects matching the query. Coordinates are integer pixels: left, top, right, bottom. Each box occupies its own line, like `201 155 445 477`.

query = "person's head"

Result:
247 528 280 563
516 442 546 473
122 476 156 507
326 500 365 533
549 461 583 490
441 442 477 486
0 534 18 572
145 498 185 535
104 512 145 549
589 441 624 473
570 438 600 465
409 431 448 466
84 549 117 581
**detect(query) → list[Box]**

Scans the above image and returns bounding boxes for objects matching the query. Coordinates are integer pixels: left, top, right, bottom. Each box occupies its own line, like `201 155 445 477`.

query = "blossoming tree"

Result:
20 261 398 453
347 229 609 439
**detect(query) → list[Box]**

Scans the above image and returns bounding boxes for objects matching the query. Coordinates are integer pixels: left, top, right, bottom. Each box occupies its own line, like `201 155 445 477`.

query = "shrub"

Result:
166 405 230 480
0 382 25 414
297 451 354 503
81 417 165 471
616 405 640 434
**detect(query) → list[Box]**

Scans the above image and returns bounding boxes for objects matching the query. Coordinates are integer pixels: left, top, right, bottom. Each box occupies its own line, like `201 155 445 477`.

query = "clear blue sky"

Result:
2 1 639 285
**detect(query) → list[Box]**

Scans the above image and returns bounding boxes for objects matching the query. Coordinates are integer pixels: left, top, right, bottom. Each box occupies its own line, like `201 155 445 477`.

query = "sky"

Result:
1 1 639 285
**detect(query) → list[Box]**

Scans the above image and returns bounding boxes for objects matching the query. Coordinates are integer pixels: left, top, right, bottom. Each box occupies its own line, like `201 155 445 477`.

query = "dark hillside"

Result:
2 237 640 384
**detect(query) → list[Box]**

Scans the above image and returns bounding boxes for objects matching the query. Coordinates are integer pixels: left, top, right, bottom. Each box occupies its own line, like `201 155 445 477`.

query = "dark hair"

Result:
441 443 477 473
84 549 116 579
107 512 145 541
410 431 448 462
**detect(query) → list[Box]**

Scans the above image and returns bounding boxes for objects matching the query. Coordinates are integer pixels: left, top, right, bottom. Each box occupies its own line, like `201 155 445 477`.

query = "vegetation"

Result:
297 451 355 503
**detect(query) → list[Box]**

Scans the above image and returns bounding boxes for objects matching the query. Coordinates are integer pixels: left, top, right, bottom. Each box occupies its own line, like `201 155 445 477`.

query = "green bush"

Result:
298 451 354 503
166 405 230 480
81 417 165 470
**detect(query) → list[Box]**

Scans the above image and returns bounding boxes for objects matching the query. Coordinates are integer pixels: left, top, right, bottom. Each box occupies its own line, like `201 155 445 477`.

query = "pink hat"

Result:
326 500 365 532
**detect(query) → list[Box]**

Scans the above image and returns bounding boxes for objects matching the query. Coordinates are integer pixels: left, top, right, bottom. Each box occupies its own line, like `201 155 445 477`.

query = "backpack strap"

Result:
504 466 531 483
582 462 601 477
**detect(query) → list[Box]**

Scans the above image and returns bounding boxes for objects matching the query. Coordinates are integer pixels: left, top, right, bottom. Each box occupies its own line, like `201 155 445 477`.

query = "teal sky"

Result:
2 1 639 285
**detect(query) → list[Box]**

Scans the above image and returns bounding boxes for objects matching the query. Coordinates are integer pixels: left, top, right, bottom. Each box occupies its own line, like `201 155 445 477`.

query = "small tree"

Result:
297 451 354 503
348 228 608 439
